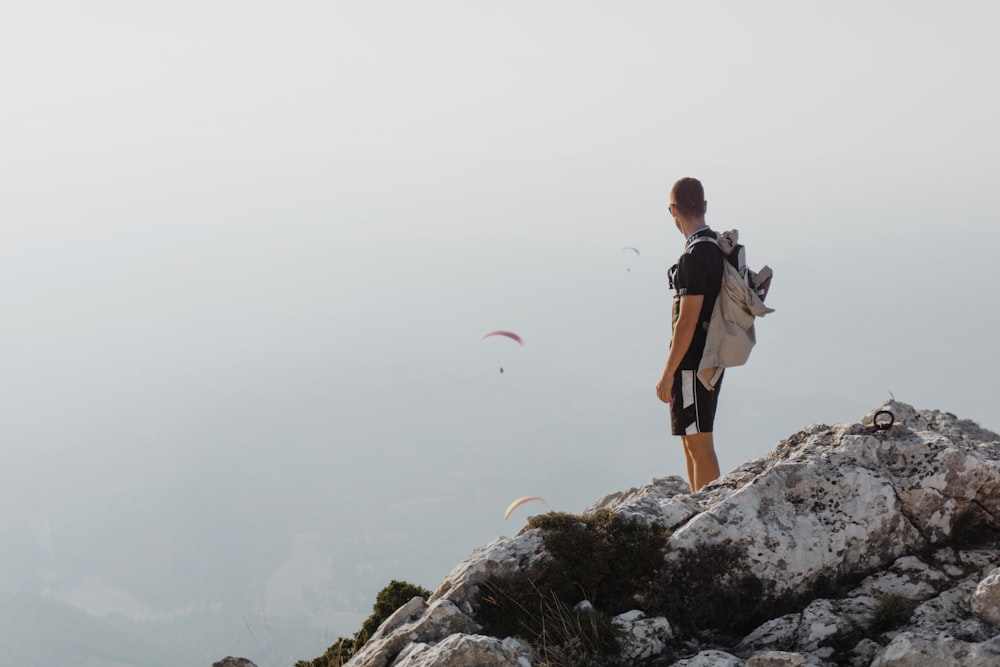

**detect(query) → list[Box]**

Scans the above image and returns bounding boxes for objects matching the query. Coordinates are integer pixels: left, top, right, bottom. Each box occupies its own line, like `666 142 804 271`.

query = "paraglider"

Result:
480 330 524 346
504 496 547 520
621 246 640 272
481 330 523 374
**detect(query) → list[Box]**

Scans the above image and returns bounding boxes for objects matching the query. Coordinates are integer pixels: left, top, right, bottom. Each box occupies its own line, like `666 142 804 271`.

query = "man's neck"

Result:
679 219 709 239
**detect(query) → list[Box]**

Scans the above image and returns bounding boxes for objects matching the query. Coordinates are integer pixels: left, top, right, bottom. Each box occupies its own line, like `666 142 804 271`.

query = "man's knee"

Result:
684 432 715 453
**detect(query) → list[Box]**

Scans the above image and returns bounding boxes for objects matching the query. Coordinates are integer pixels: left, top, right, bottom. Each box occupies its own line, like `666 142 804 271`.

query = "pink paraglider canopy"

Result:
480 330 524 346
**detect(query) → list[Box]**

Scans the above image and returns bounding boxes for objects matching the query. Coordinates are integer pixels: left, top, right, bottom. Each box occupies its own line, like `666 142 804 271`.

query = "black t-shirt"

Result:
668 227 724 369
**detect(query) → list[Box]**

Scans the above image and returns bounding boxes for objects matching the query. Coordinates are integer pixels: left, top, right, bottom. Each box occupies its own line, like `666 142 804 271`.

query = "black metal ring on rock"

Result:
873 410 895 431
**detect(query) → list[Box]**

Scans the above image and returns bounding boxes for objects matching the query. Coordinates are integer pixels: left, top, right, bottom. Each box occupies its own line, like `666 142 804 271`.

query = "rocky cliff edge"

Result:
342 401 1000 667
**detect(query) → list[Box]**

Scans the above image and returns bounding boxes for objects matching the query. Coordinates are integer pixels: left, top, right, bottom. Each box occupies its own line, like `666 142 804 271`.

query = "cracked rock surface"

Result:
335 401 999 666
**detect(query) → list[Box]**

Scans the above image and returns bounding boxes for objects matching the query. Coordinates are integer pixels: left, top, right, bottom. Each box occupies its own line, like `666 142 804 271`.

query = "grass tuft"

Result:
868 594 918 636
478 576 618 666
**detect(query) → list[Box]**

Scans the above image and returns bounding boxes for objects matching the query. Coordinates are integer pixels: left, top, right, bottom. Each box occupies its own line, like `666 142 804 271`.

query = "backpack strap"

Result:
687 230 753 288
685 235 721 254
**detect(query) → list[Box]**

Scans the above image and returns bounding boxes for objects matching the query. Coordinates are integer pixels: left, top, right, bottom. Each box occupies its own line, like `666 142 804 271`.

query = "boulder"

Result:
971 567 1000 628
611 609 673 662
335 401 1000 667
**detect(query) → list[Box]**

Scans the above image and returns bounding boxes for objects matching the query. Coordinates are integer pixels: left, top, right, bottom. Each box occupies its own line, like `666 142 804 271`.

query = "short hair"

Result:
671 177 705 217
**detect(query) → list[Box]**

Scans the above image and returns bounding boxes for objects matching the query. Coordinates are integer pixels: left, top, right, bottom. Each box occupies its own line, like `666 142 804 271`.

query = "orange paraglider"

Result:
504 496 547 520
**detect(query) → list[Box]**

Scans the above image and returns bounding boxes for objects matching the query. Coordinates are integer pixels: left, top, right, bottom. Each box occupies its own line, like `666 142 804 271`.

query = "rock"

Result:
391 634 531 667
736 613 801 654
659 401 999 610
870 633 1000 666
745 651 807 667
348 599 480 667
668 649 744 666
588 476 701 529
847 639 882 667
430 530 548 608
905 576 984 638
794 599 855 652
335 401 1000 667
971 567 1000 628
851 554 951 601
611 609 672 662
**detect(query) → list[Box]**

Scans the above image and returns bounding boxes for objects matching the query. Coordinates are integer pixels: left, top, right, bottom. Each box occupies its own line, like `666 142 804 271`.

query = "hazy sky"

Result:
3 2 999 665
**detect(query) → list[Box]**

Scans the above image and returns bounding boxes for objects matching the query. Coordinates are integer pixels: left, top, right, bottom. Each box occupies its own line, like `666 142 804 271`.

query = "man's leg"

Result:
681 441 696 491
681 432 720 492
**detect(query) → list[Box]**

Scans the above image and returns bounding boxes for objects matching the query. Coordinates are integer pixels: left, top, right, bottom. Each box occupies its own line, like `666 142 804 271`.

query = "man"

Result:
655 177 725 492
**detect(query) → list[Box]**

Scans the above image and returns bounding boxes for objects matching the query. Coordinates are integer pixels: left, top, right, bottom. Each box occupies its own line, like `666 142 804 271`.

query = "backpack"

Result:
686 230 774 390
687 229 772 301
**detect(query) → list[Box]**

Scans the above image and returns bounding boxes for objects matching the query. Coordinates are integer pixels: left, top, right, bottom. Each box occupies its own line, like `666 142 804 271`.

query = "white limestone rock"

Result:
431 530 548 608
971 566 1000 628
666 450 922 598
795 599 856 652
850 555 951 602
369 596 430 641
663 400 1000 604
928 546 1000 580
744 651 808 667
588 476 702 529
870 633 1000 667
905 576 988 640
736 613 801 654
348 599 479 667
611 609 673 662
391 634 531 667
668 649 744 666
336 401 1000 667
908 579 977 637
847 639 882 667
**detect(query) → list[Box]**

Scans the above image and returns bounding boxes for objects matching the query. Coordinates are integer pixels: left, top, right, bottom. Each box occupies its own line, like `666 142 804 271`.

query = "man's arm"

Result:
656 294 704 403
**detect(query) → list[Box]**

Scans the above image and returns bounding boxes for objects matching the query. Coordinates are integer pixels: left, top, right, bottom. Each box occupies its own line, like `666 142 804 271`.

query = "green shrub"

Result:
526 510 672 614
648 541 771 639
475 510 671 664
356 580 432 645
294 636 358 667
295 580 432 667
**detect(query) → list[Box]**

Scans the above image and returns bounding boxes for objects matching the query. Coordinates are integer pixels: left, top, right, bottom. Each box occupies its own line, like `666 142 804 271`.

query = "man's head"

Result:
670 177 707 220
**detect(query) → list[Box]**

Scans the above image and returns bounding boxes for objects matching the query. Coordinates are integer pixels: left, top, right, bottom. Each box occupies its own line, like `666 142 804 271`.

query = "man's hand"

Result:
656 374 672 404
657 294 703 405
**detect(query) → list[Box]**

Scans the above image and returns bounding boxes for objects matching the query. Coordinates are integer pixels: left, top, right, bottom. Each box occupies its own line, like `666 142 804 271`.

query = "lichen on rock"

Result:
328 401 1000 667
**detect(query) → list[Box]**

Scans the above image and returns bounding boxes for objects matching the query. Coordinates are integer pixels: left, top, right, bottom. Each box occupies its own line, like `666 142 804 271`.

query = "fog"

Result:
2 2 999 665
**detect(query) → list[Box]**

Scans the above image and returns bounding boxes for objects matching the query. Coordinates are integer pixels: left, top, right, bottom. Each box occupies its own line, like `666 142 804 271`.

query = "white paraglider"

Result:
621 246 640 272
504 496 547 520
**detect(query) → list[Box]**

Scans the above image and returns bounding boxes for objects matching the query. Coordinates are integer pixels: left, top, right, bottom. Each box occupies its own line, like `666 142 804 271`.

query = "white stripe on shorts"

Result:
681 370 695 409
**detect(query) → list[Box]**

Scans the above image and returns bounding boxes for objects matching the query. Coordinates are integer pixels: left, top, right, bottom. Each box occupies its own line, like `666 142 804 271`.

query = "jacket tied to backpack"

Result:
688 230 774 391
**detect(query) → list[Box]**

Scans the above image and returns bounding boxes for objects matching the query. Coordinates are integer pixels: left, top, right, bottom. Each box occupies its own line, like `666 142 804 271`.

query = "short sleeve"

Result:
674 249 712 296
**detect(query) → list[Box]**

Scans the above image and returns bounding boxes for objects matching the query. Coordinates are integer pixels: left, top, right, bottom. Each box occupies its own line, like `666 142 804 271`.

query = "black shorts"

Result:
669 369 723 436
